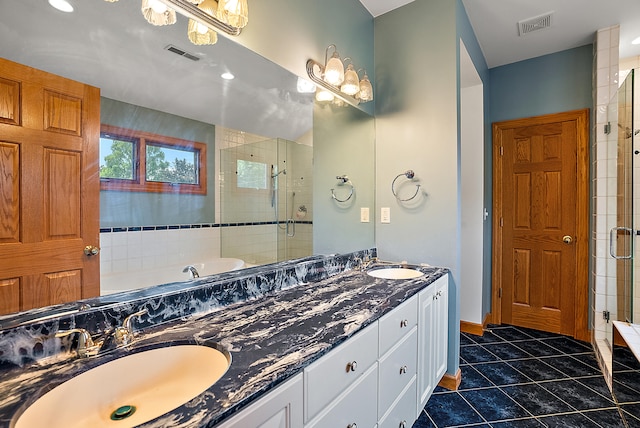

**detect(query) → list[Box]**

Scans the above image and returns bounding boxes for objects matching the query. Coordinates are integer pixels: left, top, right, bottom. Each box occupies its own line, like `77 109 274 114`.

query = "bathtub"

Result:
100 258 245 295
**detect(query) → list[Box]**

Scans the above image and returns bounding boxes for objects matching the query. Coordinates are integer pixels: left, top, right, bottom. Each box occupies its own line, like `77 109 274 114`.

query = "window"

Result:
100 125 206 194
236 159 268 189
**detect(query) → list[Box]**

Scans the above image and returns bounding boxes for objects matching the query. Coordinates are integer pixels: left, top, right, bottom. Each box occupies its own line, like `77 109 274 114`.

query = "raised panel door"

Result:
0 57 100 314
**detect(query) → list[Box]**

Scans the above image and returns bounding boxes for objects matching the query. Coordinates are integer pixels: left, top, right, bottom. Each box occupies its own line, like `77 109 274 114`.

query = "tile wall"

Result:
592 25 620 382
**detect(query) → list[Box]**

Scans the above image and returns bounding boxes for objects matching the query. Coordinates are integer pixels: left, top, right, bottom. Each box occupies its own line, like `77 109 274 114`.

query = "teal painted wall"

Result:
100 98 216 227
490 45 594 123
374 0 460 377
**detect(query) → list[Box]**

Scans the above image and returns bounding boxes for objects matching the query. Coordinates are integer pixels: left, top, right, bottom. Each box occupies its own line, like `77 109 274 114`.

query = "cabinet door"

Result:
304 363 378 428
378 328 417 418
416 274 449 416
304 322 378 422
416 285 436 414
215 374 303 428
433 279 448 382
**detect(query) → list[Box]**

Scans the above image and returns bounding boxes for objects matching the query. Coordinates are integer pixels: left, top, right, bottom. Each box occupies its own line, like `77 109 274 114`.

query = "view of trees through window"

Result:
100 137 198 185
99 125 206 195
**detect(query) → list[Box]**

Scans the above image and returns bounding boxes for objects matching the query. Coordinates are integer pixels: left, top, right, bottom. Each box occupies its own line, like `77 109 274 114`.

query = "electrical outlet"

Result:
360 207 370 223
381 207 390 223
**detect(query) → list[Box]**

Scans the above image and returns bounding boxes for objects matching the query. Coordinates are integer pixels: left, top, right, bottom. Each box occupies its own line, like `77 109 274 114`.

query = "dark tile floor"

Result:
414 324 640 427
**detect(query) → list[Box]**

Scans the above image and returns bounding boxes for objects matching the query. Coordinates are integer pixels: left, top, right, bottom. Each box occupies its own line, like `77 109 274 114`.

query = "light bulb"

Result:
187 0 218 45
324 53 344 86
316 88 334 102
341 64 359 96
150 0 167 13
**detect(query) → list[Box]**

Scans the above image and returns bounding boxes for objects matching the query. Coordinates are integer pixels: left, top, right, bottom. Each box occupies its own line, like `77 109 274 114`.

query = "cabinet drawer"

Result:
305 362 379 428
378 378 417 428
378 328 417 417
379 294 417 357
304 322 379 422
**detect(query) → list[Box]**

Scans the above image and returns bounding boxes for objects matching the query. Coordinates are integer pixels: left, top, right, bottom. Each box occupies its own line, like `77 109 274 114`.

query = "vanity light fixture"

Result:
187 0 218 45
106 0 244 40
141 0 177 25
306 45 374 107
217 0 249 29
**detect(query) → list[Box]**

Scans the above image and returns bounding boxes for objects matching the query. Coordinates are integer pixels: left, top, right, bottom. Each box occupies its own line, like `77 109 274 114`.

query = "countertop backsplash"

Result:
0 248 376 370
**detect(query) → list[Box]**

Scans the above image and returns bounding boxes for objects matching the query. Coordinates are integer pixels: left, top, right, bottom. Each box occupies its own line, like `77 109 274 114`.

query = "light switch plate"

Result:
360 207 370 223
381 207 390 223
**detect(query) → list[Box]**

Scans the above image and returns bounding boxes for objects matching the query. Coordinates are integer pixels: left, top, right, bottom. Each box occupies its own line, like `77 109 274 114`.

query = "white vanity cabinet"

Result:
304 322 379 425
215 373 303 428
416 274 449 415
214 272 449 428
377 295 418 425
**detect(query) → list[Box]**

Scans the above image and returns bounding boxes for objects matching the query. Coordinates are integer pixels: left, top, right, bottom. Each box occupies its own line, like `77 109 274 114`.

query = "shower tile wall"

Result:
592 25 620 383
216 127 313 265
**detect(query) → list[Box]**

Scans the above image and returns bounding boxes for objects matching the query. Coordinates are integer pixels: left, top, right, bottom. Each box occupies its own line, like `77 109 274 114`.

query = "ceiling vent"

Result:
517 12 553 36
164 44 200 61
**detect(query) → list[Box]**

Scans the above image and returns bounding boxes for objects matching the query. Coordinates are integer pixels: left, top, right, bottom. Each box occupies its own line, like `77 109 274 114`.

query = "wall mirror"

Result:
0 0 375 321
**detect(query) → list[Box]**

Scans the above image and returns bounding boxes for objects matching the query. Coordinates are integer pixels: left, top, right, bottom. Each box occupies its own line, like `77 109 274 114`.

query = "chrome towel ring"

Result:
331 175 354 202
392 170 421 202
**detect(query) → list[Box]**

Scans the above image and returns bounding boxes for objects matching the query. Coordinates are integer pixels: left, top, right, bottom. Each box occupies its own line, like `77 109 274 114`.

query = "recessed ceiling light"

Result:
221 72 235 80
632 36 640 45
48 0 74 12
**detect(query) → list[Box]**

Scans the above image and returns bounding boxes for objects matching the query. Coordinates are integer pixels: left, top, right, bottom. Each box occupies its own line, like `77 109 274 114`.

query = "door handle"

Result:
84 245 100 256
562 235 573 244
609 227 633 259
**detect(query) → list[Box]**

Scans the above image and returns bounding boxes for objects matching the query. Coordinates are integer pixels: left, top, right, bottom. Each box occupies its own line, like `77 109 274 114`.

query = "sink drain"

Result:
110 405 136 421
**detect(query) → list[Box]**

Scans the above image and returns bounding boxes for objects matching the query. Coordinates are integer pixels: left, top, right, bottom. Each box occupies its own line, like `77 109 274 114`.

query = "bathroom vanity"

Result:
0 251 449 427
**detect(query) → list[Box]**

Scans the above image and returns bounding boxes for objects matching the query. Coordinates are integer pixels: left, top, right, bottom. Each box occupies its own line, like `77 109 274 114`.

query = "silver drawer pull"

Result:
400 365 408 374
347 424 357 428
400 319 408 328
399 421 407 428
346 361 358 372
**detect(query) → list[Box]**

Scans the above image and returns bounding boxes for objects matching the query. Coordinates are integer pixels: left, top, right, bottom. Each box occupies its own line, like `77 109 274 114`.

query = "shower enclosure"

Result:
608 68 638 336
219 137 313 265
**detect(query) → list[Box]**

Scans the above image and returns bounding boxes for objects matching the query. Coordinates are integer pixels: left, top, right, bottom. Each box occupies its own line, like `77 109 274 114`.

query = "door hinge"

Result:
500 217 504 227
500 146 504 156
604 122 611 135
603 310 610 323
498 288 502 298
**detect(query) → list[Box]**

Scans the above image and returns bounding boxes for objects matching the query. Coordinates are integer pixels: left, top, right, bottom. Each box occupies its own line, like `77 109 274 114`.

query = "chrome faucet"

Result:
55 309 148 357
183 265 200 279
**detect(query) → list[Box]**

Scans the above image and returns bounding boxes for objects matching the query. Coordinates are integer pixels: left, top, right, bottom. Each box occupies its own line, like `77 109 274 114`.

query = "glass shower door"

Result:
610 69 634 324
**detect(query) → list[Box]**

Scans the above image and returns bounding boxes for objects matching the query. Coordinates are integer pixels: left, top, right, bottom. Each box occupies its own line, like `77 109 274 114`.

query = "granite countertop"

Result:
0 264 448 427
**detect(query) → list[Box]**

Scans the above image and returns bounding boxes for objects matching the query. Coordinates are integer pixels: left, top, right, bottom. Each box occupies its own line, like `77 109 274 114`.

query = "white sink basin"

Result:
367 267 424 280
14 344 231 428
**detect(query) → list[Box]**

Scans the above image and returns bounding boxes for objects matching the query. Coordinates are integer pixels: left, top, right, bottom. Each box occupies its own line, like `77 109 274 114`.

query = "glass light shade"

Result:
358 72 373 102
187 0 218 45
315 88 334 102
324 53 344 86
217 0 248 28
341 64 360 96
141 0 177 25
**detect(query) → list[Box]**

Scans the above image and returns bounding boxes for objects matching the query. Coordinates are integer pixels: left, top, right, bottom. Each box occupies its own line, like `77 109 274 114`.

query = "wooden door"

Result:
0 58 100 315
492 109 589 339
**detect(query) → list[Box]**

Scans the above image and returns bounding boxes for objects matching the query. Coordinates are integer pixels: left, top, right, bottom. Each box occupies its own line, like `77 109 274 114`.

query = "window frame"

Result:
99 124 207 195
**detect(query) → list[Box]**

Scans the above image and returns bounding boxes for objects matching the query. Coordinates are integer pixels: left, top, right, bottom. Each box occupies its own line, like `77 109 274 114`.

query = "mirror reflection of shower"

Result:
219 132 313 265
